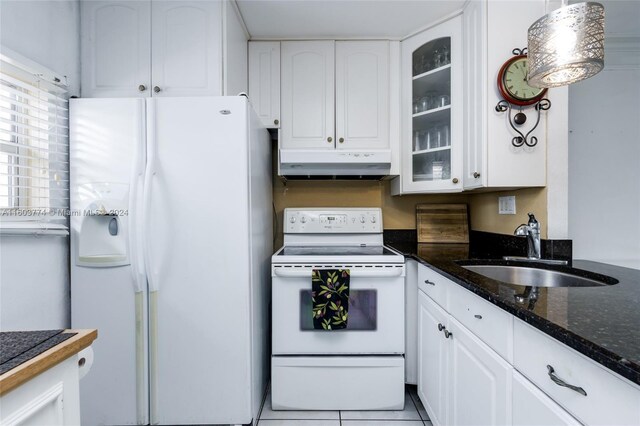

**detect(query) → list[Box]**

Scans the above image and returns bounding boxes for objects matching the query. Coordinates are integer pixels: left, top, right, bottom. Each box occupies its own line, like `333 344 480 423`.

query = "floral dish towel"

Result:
312 269 350 330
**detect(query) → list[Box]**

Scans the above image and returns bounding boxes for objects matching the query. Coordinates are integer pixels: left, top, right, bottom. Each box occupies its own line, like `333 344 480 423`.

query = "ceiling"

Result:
235 0 467 40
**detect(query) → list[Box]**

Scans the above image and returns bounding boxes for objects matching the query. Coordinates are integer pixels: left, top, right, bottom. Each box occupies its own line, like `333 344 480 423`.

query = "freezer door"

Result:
70 98 148 425
144 97 255 425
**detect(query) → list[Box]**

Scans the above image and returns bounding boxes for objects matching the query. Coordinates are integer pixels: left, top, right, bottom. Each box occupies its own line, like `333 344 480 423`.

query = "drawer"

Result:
448 281 513 362
417 264 450 308
271 356 405 410
513 319 640 425
512 370 581 426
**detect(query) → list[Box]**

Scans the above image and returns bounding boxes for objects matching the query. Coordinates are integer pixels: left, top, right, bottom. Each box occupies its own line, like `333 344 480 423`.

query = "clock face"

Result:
498 55 547 106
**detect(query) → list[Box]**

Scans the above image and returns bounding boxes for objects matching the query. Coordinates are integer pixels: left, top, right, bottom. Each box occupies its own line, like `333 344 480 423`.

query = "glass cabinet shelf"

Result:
412 64 451 84
413 145 451 156
412 105 451 120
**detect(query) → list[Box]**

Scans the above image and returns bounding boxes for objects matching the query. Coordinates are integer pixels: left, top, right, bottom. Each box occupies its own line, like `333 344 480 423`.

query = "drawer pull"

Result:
547 365 587 396
474 314 483 319
438 323 445 332
424 280 436 286
444 330 453 339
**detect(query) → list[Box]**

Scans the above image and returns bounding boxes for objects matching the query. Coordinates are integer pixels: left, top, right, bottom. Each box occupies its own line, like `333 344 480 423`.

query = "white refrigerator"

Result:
70 97 272 425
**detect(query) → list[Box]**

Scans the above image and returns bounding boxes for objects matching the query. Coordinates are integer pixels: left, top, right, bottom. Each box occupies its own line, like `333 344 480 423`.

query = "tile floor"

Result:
257 385 432 426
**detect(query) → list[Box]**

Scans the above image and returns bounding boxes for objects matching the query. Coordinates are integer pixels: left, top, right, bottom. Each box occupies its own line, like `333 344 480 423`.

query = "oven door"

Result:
272 264 405 354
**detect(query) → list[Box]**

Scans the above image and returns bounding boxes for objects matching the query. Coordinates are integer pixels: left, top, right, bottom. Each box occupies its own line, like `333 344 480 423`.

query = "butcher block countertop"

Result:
0 329 97 396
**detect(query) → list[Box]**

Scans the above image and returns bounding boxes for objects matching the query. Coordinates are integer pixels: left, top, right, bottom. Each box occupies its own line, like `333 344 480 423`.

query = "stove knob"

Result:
301 216 307 223
290 216 296 224
371 216 376 223
360 215 365 223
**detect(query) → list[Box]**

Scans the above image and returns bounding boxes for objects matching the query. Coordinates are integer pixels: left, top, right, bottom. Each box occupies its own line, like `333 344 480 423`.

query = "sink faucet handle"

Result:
527 213 538 225
514 223 529 235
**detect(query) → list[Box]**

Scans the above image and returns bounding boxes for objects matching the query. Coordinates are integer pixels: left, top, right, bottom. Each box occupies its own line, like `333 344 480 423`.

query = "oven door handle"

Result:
273 268 404 278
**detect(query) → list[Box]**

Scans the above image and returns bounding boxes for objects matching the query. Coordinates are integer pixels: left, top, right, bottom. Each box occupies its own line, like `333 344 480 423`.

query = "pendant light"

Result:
527 1 605 88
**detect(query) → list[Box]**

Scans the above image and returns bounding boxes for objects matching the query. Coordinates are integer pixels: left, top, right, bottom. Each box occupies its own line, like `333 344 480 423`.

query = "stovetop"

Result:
276 245 398 257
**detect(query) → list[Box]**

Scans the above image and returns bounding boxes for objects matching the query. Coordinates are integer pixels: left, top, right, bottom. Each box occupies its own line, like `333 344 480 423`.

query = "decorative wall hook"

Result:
495 99 551 147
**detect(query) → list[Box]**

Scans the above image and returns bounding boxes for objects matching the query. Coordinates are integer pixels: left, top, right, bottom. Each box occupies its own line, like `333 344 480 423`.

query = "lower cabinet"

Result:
448 317 511 426
418 290 510 426
417 291 449 425
415 263 640 426
512 371 581 426
0 356 81 425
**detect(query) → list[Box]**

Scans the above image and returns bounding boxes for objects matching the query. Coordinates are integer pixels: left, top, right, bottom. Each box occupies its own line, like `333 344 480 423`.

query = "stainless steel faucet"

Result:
503 213 568 265
514 213 541 259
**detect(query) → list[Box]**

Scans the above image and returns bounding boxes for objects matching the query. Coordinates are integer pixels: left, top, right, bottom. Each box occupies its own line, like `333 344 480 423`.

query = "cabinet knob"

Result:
327 137 333 143
153 86 161 93
474 314 483 319
473 172 481 179
274 119 279 125
437 323 445 332
444 330 453 339
452 178 459 184
339 137 344 143
138 84 147 92
424 280 436 286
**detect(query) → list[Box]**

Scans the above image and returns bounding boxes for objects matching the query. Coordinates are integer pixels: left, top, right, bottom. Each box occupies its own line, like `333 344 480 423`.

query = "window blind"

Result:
0 53 69 223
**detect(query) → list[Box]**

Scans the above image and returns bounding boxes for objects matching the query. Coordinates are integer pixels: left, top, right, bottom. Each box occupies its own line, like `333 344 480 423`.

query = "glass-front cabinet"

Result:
397 15 462 193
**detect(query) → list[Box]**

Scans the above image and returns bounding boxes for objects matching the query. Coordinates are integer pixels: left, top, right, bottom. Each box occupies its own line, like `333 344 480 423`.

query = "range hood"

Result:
279 149 391 177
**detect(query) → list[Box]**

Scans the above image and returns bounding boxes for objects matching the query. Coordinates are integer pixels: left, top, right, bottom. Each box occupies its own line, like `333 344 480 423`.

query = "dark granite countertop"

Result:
386 235 640 387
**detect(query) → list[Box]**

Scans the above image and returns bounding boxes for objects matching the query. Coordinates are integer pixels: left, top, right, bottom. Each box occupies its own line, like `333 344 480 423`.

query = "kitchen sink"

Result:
458 263 619 288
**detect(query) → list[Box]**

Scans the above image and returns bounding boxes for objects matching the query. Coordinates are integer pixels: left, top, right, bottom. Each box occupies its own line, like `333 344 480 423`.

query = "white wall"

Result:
568 38 640 267
0 0 80 330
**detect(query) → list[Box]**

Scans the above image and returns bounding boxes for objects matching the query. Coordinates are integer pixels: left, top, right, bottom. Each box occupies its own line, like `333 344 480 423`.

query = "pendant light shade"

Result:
527 2 605 88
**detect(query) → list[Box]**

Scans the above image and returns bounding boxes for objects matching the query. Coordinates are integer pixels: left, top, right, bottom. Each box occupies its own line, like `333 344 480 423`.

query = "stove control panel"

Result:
284 208 383 233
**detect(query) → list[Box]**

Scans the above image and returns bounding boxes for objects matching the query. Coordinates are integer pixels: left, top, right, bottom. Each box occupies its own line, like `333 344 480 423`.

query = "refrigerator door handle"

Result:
142 102 158 294
143 99 159 424
127 99 148 425
128 100 147 294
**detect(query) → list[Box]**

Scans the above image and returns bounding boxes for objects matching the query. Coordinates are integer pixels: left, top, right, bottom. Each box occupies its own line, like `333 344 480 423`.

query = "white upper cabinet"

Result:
462 0 487 190
463 0 548 189
394 15 463 194
222 1 248 97
281 41 335 150
81 1 151 97
280 40 391 151
249 41 281 128
335 41 389 150
151 1 222 97
81 0 229 98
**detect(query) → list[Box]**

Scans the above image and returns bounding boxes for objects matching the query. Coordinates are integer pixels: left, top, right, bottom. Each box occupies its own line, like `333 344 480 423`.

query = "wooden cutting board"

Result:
417 204 469 243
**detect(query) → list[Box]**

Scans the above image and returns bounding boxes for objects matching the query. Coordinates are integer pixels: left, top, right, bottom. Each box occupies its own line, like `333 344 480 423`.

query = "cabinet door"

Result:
418 291 449 426
151 1 222 97
400 15 463 193
335 41 389 150
81 1 151 97
223 1 248 96
447 317 511 426
462 0 487 190
512 371 581 426
249 41 281 128
281 41 335 150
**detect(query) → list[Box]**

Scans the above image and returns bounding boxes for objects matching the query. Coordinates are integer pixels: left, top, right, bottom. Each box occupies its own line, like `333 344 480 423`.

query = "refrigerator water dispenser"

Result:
75 183 130 267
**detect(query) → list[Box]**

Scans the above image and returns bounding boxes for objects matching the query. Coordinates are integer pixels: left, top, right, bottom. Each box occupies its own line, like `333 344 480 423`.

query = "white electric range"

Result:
271 208 406 411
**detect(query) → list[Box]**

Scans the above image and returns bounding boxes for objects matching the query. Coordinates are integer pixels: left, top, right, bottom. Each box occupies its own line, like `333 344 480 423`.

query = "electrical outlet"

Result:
499 196 516 215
